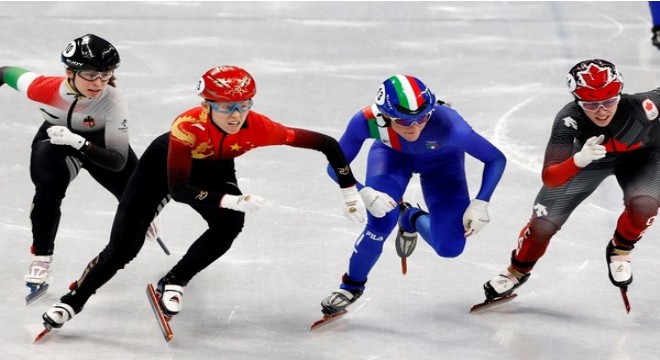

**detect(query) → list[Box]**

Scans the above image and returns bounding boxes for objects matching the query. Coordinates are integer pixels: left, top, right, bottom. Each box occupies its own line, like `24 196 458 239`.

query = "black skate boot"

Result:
395 202 428 258
321 289 364 316
157 272 187 316
483 268 530 301
320 273 366 316
606 240 633 288
395 203 418 258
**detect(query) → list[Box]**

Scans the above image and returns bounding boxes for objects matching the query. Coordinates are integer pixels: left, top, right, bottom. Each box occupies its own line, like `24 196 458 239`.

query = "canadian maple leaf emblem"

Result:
578 64 610 88
645 101 654 111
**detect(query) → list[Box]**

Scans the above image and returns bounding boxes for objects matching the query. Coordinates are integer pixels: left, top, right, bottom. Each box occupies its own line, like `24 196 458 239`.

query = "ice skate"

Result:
25 255 52 285
156 274 185 316
606 240 633 288
42 302 75 329
311 288 364 330
395 202 418 258
25 255 52 304
320 288 363 316
483 268 530 300
470 269 529 313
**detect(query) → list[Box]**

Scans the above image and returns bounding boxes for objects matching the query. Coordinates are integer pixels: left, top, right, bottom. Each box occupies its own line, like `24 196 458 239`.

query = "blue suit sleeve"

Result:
446 112 506 202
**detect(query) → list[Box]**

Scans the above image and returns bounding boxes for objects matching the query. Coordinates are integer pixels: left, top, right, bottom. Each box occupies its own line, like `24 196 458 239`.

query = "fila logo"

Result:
365 231 384 241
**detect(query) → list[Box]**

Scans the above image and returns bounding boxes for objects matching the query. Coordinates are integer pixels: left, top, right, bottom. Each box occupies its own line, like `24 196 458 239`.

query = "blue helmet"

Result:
375 75 436 120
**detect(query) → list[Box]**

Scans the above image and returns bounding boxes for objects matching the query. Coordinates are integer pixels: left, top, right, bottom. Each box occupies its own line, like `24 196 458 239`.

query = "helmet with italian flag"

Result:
375 74 436 120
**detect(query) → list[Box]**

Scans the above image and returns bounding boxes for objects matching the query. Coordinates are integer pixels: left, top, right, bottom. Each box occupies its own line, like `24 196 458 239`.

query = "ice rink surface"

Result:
1 2 660 359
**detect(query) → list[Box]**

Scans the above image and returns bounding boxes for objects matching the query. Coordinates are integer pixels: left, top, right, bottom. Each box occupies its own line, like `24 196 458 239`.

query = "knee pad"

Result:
617 195 660 241
626 195 659 226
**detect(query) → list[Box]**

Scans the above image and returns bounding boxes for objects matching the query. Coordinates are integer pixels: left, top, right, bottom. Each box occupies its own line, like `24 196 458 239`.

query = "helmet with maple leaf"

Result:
196 65 256 102
375 74 436 121
566 59 623 101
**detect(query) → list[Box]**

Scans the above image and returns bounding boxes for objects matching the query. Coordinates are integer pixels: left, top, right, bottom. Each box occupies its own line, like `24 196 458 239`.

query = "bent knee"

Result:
627 195 660 218
527 218 559 244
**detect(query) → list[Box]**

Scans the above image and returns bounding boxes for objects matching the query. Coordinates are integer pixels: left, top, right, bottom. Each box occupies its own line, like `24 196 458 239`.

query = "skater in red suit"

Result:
39 65 366 332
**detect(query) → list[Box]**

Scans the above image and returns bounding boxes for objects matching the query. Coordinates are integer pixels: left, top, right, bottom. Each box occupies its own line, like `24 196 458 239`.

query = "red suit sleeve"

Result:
541 158 581 188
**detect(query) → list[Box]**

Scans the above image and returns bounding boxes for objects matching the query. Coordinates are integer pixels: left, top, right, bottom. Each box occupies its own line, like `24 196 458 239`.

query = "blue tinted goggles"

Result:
390 112 432 127
209 100 253 114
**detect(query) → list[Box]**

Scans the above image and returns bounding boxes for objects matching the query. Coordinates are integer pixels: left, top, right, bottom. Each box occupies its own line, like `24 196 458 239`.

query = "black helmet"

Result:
61 34 120 72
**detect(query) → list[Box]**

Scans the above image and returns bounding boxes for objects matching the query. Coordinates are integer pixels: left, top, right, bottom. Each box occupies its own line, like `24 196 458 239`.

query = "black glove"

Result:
0 66 7 87
652 26 660 50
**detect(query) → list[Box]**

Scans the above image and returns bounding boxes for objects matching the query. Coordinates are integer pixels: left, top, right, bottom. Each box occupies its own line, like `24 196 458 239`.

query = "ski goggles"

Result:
577 95 620 112
390 112 432 127
77 70 114 82
209 100 254 114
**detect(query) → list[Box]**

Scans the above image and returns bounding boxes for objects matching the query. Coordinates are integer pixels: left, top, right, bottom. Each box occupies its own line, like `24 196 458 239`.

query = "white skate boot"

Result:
156 272 186 316
25 255 52 285
159 284 184 316
483 268 530 300
606 240 633 287
42 303 75 329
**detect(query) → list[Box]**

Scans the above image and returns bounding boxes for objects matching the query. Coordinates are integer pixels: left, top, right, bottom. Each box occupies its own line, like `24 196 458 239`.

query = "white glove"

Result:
463 199 490 237
341 186 366 223
145 217 161 242
573 135 606 168
359 187 397 218
46 125 87 150
220 194 265 212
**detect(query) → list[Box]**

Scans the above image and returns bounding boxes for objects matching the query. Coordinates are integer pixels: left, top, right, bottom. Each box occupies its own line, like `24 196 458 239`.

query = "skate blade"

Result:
33 326 52 343
25 283 49 305
401 257 408 275
310 309 348 331
146 283 174 342
619 287 631 314
469 293 518 313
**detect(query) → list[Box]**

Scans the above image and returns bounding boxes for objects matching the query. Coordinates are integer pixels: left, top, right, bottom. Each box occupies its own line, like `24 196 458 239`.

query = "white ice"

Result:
1 2 660 360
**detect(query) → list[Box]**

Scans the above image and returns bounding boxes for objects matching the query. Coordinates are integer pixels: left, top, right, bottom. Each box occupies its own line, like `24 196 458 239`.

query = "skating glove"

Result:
47 125 87 150
573 135 606 168
221 194 265 212
359 187 397 218
463 199 490 237
341 186 366 223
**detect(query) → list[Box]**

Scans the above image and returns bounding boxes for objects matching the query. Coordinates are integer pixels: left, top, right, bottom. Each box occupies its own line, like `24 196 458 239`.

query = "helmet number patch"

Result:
62 41 77 58
196 78 205 95
375 85 385 106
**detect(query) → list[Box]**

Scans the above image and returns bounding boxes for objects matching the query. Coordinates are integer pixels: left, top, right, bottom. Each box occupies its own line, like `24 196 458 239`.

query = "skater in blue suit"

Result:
318 74 506 317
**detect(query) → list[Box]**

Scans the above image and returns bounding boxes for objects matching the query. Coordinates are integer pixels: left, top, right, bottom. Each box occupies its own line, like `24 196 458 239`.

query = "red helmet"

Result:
196 65 256 102
566 59 623 101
